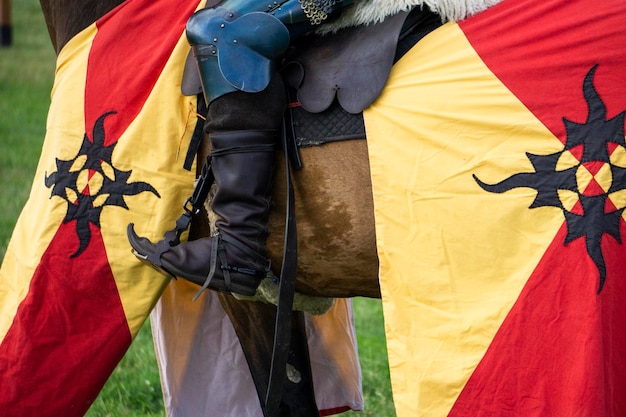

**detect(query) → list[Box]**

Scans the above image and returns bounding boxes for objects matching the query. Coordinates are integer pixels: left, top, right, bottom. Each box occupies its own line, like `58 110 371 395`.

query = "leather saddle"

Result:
181 6 442 168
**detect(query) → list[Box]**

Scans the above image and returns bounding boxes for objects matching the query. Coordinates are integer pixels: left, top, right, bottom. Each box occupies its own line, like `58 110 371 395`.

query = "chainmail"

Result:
299 0 339 25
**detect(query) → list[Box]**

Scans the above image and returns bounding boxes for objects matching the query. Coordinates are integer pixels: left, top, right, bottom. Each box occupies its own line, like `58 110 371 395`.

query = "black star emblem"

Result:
474 65 626 293
45 111 160 257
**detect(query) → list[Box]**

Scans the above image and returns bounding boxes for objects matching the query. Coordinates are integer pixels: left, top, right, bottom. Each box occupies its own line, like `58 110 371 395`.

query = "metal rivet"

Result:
233 39 238 43
220 23 225 28
213 38 218 42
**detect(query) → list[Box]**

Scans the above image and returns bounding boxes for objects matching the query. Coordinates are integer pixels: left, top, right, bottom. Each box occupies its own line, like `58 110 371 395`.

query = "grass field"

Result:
0 1 395 416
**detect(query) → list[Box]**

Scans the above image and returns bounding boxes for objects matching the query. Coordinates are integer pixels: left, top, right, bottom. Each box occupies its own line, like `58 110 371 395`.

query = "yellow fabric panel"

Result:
0 26 94 341
101 25 198 337
364 23 565 416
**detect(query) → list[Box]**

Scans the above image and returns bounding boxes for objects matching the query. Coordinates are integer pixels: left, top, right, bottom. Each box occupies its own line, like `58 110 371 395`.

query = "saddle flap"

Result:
181 49 203 96
285 11 409 114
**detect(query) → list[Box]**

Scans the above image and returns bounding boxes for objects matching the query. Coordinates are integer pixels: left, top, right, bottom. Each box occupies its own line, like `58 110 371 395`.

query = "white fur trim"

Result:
317 0 503 34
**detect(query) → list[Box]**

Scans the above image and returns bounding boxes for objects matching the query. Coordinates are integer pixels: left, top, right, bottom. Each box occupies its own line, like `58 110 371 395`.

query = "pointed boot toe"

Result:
126 223 177 278
127 223 156 255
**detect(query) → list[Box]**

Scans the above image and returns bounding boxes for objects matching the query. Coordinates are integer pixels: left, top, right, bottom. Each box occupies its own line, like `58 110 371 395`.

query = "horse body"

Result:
256 140 378 298
34 0 497 415
39 0 502 300
34 1 626 416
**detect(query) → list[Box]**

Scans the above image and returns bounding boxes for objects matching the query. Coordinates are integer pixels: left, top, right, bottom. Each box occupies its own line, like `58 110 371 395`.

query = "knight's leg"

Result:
128 75 286 296
127 0 354 296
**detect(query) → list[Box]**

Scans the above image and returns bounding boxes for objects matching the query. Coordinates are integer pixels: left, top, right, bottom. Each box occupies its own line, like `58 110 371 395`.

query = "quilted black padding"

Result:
289 99 366 147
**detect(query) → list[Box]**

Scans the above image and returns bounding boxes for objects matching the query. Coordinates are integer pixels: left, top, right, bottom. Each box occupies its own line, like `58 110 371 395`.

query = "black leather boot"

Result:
127 77 285 296
128 130 276 295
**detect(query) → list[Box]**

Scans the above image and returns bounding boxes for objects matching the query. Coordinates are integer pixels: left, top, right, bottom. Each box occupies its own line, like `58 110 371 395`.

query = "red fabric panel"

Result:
450 223 626 416
86 0 198 144
0 225 130 416
459 0 626 143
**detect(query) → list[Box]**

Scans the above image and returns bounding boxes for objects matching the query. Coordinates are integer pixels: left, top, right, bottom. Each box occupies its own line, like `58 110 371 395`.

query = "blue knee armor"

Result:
186 0 354 103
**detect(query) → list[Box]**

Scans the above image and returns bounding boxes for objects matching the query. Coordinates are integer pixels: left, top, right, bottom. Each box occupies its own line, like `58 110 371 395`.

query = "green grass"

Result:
0 0 56 257
346 298 397 417
1 1 395 416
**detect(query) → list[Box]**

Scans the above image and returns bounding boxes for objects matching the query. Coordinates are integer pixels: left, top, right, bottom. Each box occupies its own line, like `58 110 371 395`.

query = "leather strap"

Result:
264 121 301 417
192 233 220 301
